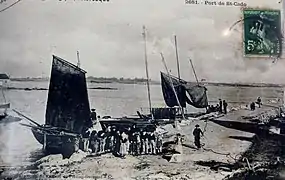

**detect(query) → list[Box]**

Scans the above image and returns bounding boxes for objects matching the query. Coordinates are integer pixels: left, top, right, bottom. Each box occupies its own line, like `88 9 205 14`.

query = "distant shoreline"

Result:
9 78 284 88
205 82 284 88
10 77 159 85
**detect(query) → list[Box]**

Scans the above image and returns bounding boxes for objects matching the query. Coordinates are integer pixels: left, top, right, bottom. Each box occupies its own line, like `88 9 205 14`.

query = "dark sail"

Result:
160 72 187 107
160 72 208 109
45 55 92 134
184 84 208 108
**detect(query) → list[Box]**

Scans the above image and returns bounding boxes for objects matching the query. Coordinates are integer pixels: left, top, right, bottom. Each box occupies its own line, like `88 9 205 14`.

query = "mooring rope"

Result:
199 120 243 162
202 119 208 134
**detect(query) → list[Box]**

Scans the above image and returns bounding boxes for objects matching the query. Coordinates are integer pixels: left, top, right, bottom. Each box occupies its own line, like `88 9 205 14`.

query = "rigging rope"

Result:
199 119 243 162
176 113 244 163
202 119 208 133
0 0 22 13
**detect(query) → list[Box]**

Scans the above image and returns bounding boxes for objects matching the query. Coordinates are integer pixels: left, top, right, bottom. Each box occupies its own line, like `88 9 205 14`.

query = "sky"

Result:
0 0 284 83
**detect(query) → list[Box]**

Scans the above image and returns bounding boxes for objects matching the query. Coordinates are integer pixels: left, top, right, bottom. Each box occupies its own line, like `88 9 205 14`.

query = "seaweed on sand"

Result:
223 135 285 180
195 160 235 172
134 161 150 171
193 134 285 179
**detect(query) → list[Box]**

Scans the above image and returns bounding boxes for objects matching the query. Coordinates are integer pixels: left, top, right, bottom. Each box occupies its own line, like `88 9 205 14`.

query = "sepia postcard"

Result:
1 0 285 179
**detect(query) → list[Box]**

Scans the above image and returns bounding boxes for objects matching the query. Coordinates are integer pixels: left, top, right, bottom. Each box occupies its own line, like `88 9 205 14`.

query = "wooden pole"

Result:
189 58 208 111
77 51 80 68
160 53 185 119
174 35 184 118
13 109 42 127
43 132 47 151
142 26 153 120
189 58 199 85
174 35 181 80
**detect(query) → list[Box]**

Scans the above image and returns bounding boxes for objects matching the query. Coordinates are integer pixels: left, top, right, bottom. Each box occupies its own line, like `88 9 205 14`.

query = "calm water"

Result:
0 81 284 171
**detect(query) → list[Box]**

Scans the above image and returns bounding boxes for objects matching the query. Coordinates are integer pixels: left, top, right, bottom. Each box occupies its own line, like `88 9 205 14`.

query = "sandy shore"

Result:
1 106 280 180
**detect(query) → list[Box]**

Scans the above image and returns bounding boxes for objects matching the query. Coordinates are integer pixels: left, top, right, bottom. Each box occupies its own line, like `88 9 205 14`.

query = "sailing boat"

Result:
153 71 209 119
30 55 92 154
0 76 10 120
152 34 208 119
161 72 208 108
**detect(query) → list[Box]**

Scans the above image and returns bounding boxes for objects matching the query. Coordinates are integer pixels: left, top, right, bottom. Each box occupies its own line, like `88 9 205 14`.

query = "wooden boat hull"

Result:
209 119 269 135
31 126 79 155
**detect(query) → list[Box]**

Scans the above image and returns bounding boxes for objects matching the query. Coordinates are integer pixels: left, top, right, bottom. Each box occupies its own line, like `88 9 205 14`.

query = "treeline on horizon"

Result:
8 77 284 87
87 76 157 84
9 76 159 84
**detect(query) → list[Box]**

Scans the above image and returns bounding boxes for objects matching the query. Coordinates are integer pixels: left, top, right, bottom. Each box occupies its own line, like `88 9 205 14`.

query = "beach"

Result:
0 81 284 180
4 105 281 180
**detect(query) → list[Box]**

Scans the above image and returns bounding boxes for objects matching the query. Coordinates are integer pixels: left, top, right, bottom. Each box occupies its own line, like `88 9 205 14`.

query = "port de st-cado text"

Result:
185 0 247 6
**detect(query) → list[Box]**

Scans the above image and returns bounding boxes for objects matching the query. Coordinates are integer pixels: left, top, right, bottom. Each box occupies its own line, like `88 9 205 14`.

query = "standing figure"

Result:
90 109 97 121
113 130 121 156
90 131 99 154
81 127 91 152
148 132 156 154
125 127 131 154
109 126 116 152
219 99 223 113
141 131 148 154
250 102 256 111
193 124 204 149
104 126 112 152
133 131 141 155
257 97 262 108
128 132 135 155
120 131 129 157
129 124 137 155
156 133 163 154
223 100 228 114
97 130 105 154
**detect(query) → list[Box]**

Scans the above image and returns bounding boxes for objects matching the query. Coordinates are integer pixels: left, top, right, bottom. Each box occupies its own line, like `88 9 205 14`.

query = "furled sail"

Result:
45 55 92 134
184 84 208 108
160 72 208 108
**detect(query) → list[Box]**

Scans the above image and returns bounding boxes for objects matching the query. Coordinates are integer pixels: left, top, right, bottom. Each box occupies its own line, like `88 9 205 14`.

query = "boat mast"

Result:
77 51 80 68
189 58 199 85
174 35 184 118
174 35 181 80
142 26 153 119
189 58 207 111
160 53 185 119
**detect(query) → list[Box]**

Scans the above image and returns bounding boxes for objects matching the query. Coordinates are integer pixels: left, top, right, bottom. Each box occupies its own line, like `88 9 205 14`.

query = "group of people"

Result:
206 99 228 114
250 97 262 111
82 124 163 158
206 97 262 113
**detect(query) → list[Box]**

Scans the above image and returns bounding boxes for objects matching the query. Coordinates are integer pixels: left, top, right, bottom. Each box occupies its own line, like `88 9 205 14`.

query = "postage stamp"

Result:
243 9 282 57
